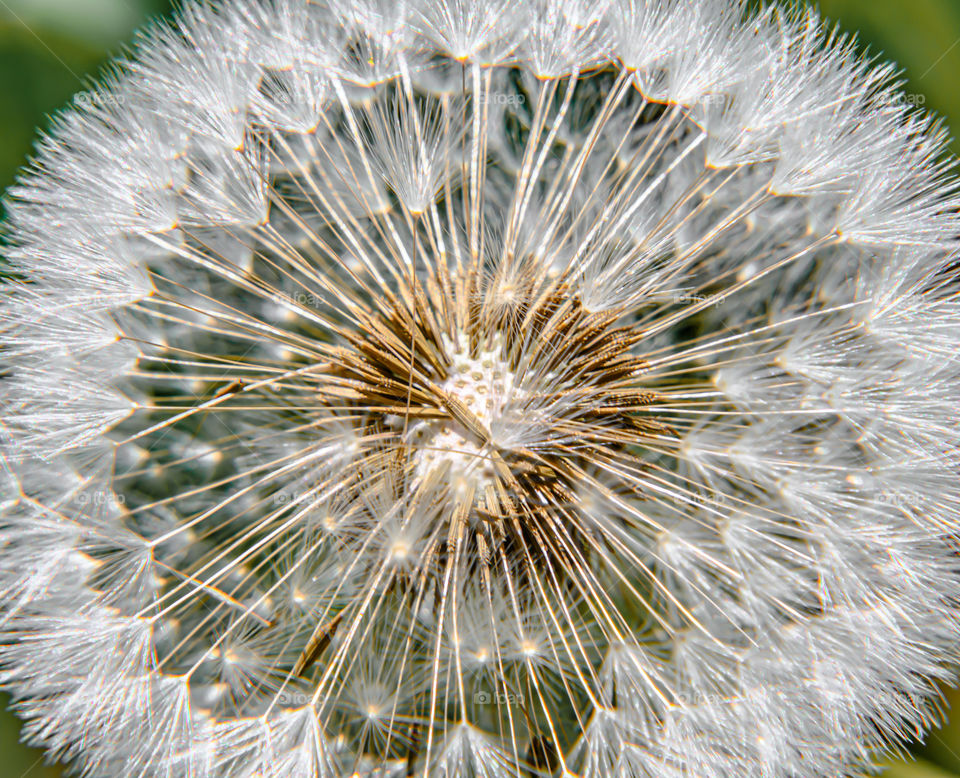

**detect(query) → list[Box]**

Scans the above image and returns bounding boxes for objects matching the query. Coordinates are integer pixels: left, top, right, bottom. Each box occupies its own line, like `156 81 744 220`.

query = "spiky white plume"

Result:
2 1 960 776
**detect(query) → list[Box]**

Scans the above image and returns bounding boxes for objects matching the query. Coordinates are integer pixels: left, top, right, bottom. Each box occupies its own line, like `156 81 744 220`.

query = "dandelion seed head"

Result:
2 0 960 776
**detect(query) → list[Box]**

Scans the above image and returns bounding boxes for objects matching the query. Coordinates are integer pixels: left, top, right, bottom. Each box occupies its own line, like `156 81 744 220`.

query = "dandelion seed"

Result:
2 1 960 776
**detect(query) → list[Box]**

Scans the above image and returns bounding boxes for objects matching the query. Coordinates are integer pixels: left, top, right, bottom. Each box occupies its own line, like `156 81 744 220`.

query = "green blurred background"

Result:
1 0 960 775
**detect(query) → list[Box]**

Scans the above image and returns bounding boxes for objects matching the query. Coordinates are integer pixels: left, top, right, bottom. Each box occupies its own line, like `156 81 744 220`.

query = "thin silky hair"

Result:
2 0 960 776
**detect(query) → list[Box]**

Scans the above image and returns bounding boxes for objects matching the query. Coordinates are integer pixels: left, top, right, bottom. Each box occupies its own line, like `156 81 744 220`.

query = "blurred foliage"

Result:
882 758 960 778
0 0 958 776
817 0 960 152
0 20 102 200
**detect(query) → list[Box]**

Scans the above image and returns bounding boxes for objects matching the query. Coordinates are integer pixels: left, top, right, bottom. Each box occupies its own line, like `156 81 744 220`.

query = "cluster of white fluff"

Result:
2 0 960 776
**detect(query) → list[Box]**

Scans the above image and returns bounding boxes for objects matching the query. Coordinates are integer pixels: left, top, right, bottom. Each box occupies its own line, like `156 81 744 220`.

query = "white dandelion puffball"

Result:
4 0 960 776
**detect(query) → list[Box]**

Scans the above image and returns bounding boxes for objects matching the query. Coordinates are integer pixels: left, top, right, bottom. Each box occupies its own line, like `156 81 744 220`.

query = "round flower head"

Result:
3 0 960 776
